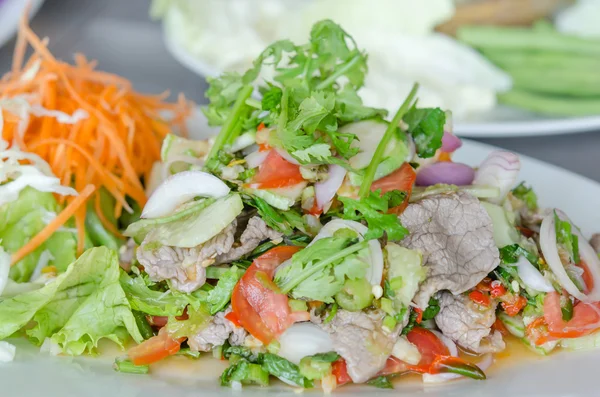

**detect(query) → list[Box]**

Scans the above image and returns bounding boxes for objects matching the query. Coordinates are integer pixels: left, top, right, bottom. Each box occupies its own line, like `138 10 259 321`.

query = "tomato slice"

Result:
406 327 450 373
371 163 416 215
371 162 416 195
232 246 308 344
544 291 600 338
250 150 304 188
501 295 527 317
579 261 595 293
332 359 352 386
127 328 183 366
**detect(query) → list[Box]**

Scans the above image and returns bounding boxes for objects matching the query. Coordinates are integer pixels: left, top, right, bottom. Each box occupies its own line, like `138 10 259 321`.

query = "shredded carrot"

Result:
11 184 96 266
1 16 193 258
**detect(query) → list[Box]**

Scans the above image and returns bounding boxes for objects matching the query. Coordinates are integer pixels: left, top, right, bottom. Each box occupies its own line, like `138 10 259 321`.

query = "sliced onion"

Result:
515 256 554 293
540 210 600 302
275 148 300 165
277 323 333 364
141 170 230 219
430 330 458 357
416 162 475 187
441 132 462 153
244 149 270 169
472 151 520 204
315 164 347 209
311 219 383 286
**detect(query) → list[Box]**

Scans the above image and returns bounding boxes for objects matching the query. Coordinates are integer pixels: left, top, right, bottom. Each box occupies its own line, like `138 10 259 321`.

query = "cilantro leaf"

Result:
554 211 580 264
512 182 538 211
422 297 440 321
338 190 409 240
403 106 446 159
335 85 388 122
244 196 304 235
260 353 313 388
274 237 369 302
291 143 332 163
202 73 245 126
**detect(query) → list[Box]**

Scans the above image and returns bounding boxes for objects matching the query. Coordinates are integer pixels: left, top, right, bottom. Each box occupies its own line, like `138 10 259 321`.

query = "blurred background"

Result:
0 0 598 181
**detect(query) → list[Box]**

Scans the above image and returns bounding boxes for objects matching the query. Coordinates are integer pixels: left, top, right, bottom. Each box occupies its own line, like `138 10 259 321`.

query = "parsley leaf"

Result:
422 297 440 321
338 190 408 240
403 106 446 159
554 211 580 264
335 85 388 122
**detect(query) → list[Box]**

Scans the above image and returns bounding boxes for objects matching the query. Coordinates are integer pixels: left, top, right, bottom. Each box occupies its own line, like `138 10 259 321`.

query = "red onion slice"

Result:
416 162 475 187
441 132 462 153
472 151 520 204
539 210 600 302
315 164 347 209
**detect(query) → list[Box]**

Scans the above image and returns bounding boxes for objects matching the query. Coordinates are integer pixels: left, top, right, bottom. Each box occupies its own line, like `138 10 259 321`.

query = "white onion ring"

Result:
430 330 458 357
277 323 333 365
244 149 270 169
275 148 300 165
315 164 347 209
515 256 555 293
141 171 230 219
540 210 600 302
311 219 383 286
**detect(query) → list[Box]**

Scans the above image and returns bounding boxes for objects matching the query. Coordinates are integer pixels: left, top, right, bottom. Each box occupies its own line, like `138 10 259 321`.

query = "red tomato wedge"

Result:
371 163 416 215
250 150 304 189
371 162 416 195
332 359 352 386
406 327 450 373
579 261 595 293
128 328 183 366
231 246 309 344
544 291 600 338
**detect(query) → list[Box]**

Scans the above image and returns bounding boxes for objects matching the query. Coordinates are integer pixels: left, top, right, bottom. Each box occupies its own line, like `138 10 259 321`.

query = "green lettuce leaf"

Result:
0 187 77 282
207 266 243 315
120 272 191 317
0 247 143 355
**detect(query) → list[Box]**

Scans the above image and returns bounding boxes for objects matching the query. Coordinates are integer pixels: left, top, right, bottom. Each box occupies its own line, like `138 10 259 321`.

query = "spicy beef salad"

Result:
1 19 600 393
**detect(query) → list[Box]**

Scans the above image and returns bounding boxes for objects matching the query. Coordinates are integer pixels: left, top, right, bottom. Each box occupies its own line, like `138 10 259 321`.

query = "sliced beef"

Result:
321 309 398 383
188 308 248 352
591 234 600 254
137 222 236 292
216 216 282 263
399 192 500 309
434 291 505 354
137 216 281 292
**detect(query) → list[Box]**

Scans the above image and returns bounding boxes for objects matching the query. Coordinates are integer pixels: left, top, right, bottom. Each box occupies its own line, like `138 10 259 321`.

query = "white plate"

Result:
164 29 600 139
3 114 600 396
0 0 44 50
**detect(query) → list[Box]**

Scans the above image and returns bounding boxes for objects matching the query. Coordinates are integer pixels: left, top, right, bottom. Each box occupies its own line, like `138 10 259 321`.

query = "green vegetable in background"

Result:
260 353 313 388
0 187 77 282
458 25 600 116
0 247 143 355
221 359 270 387
367 376 394 389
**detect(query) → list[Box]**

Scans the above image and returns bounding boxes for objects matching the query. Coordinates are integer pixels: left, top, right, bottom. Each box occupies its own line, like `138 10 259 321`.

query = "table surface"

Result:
1 0 598 183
